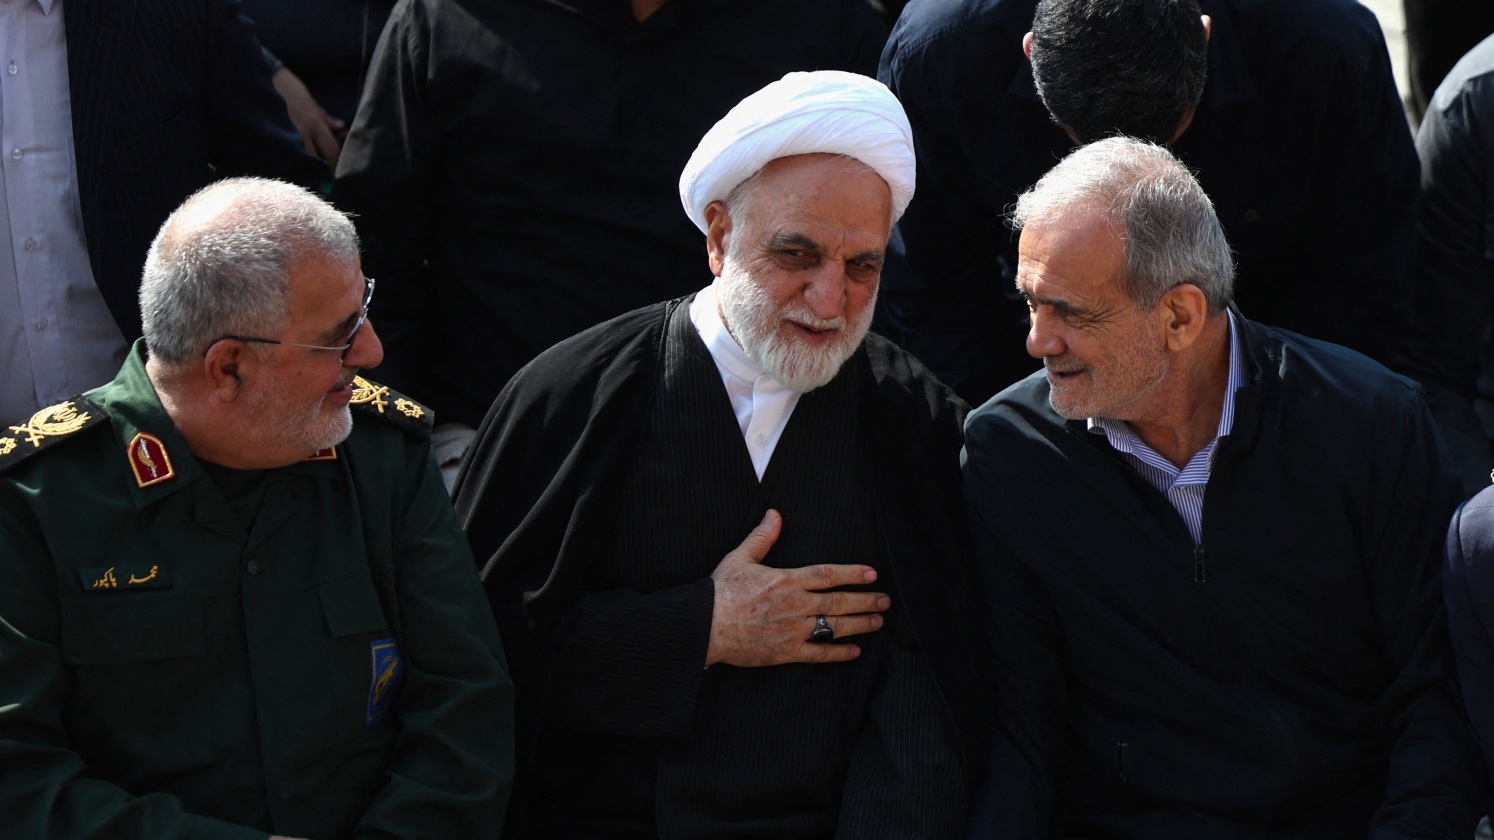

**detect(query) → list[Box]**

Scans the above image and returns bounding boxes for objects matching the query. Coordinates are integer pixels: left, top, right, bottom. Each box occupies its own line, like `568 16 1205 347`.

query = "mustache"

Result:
779 304 846 332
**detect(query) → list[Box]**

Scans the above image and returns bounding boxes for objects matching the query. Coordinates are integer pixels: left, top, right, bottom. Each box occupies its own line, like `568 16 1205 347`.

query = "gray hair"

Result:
1010 136 1234 311
139 177 359 366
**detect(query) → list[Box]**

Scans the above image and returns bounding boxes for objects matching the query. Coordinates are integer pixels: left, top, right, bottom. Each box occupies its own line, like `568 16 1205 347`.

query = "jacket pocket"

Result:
60 596 204 665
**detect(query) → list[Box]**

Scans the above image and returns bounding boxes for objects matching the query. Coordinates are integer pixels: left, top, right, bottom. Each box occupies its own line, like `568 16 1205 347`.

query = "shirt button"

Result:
10 148 20 160
756 434 766 445
34 319 45 330
245 559 260 576
7 62 17 76
23 236 35 250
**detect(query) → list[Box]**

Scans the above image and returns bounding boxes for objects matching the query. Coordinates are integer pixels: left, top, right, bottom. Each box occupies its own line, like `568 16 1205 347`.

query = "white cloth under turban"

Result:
678 70 915 233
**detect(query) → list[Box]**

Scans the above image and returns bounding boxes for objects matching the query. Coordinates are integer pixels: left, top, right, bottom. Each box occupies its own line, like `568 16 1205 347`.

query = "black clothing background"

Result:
66 0 326 344
243 0 394 122
962 317 1482 837
334 0 886 427
453 298 992 837
1403 0 1494 121
1403 33 1494 497
878 0 1418 407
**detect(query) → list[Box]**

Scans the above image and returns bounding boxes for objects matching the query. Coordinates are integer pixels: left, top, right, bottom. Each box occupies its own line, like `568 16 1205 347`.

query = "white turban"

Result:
678 70 915 233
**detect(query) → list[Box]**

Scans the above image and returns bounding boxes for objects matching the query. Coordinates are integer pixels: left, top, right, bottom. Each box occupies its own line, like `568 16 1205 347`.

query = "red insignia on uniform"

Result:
126 432 176 488
303 447 338 462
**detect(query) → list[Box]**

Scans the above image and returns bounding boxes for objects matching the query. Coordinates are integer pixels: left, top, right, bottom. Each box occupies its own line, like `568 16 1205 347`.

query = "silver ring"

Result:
810 615 834 643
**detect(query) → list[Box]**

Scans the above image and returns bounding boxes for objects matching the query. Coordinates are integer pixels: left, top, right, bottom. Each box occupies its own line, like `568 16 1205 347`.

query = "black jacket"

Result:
962 316 1482 838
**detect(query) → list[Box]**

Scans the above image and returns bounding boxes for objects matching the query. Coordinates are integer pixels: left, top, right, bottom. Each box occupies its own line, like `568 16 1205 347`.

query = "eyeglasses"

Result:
218 276 375 365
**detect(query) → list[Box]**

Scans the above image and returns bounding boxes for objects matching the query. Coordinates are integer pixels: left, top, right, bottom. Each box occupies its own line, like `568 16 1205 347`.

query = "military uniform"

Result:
0 343 514 839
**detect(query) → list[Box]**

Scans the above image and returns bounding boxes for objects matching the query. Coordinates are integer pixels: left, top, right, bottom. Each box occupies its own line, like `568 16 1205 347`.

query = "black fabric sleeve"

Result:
1445 490 1494 813
959 413 1065 840
333 0 444 396
1402 70 1494 498
1366 393 1485 835
543 580 715 739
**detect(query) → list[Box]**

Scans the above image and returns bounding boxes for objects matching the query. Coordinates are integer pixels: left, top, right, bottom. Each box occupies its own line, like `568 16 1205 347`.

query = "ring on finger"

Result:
810 615 834 643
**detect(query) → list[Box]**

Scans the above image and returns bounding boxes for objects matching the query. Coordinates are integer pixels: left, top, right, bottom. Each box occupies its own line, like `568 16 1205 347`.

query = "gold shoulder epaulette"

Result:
0 396 107 474
349 376 434 439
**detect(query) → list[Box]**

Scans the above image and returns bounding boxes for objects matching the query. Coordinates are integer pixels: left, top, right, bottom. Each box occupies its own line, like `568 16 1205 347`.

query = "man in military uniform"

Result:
0 178 514 839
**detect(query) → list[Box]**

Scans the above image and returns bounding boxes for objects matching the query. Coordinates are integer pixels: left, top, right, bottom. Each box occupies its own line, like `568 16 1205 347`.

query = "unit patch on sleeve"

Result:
366 637 404 725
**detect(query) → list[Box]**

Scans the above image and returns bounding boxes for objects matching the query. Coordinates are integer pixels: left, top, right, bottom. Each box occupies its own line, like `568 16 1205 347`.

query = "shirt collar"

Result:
691 282 771 385
1088 308 1245 463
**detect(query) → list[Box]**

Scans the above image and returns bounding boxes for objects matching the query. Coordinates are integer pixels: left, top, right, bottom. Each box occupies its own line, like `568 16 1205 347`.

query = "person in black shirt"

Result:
334 0 886 487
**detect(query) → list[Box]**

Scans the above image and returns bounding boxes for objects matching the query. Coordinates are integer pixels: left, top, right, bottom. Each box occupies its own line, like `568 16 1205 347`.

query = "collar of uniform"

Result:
88 341 207 510
1008 0 1254 110
93 342 344 514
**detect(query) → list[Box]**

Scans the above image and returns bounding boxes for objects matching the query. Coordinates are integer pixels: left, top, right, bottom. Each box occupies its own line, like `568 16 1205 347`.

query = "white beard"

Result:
716 255 874 393
241 370 355 455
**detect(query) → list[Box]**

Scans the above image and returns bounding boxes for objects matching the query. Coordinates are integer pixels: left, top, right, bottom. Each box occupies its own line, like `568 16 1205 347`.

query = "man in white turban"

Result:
453 70 994 838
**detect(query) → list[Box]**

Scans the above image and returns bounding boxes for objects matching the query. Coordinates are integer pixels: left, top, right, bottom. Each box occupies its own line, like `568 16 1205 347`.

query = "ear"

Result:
1022 31 1034 60
1157 283 1210 353
203 339 250 402
1200 14 1212 45
705 200 733 278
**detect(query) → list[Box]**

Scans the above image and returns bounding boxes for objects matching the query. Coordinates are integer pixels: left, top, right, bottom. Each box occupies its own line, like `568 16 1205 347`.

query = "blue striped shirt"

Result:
1089 311 1245 544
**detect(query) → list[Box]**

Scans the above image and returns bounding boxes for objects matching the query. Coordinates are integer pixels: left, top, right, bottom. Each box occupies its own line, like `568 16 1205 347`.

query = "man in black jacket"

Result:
962 136 1482 837
454 71 990 838
879 0 1416 408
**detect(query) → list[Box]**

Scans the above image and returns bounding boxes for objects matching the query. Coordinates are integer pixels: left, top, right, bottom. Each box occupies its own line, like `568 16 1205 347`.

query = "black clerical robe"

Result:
455 296 992 838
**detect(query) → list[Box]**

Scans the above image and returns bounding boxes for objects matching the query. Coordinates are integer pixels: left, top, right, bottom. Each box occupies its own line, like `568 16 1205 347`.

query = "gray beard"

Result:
716 262 873 393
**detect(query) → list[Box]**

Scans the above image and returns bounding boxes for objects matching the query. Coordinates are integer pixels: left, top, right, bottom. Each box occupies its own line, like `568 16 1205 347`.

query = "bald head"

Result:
140 178 359 367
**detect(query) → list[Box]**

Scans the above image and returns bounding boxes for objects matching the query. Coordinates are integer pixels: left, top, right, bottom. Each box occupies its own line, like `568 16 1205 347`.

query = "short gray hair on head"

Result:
139 177 359 366
1010 136 1234 312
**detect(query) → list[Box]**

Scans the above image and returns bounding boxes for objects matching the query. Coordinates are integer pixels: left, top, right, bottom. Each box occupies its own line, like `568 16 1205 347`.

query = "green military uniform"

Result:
0 342 514 839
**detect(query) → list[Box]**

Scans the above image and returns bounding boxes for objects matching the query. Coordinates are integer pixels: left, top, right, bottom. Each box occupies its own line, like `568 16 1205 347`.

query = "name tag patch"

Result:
78 563 171 591
366 637 403 726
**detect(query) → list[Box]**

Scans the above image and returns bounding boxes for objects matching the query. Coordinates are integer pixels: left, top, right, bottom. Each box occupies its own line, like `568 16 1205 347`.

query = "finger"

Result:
796 641 862 664
730 509 782 566
798 561 878 590
816 612 884 640
819 590 891 617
